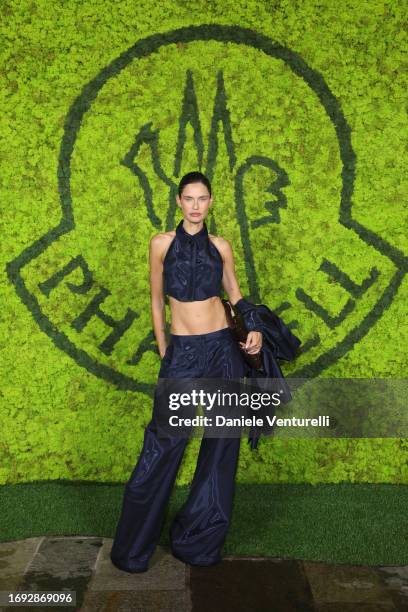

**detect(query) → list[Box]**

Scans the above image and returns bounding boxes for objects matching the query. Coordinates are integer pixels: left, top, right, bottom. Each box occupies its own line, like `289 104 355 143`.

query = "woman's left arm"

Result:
216 237 263 355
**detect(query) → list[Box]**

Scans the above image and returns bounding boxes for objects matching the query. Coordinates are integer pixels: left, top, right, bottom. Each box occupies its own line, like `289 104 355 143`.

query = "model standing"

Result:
110 171 263 572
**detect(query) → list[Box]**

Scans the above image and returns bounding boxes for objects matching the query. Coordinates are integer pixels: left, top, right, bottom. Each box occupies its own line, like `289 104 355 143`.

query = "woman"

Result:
110 171 263 573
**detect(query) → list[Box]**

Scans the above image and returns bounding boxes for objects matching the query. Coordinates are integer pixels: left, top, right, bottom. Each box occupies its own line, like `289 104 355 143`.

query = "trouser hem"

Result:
110 554 148 574
171 550 222 567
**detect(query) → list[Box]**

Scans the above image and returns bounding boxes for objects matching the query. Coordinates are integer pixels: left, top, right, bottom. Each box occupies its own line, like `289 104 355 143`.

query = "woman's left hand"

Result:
239 330 263 354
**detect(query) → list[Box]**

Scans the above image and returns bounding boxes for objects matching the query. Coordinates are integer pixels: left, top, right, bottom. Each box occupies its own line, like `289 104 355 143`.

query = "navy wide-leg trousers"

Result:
110 326 248 572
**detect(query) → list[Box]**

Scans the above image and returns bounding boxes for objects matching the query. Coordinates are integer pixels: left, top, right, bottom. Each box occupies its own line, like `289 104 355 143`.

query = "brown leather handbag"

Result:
221 299 263 371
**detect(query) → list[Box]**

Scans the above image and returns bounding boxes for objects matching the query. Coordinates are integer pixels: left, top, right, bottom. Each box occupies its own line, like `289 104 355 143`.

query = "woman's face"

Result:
176 181 213 223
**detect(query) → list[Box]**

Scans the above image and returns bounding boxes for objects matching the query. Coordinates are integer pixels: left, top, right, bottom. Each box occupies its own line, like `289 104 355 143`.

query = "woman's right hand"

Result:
159 347 167 360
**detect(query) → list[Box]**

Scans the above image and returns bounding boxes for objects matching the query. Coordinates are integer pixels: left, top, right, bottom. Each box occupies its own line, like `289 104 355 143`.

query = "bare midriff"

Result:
168 295 229 335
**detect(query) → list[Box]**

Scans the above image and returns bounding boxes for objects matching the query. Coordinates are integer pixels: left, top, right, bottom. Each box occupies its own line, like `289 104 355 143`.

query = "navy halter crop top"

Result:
163 219 224 301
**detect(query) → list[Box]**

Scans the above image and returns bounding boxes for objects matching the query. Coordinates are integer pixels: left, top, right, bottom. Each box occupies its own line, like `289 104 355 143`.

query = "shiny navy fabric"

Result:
234 298 302 361
233 298 303 449
110 326 248 572
163 219 223 301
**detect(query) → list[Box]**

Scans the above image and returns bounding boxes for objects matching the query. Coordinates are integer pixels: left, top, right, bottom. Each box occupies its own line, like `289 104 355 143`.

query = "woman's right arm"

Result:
149 234 168 359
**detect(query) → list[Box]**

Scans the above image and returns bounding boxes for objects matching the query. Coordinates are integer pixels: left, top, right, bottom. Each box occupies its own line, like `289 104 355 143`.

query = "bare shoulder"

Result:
150 230 176 259
209 233 233 260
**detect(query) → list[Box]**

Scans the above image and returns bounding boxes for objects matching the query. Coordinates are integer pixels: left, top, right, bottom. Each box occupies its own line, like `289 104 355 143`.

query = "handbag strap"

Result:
221 299 263 371
221 298 234 326
222 299 248 341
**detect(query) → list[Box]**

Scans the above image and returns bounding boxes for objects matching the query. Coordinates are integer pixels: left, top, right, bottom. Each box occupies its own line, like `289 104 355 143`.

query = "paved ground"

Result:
0 537 407 611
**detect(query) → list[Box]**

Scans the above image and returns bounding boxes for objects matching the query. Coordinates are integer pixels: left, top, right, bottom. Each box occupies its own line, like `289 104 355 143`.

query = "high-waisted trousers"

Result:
110 326 247 572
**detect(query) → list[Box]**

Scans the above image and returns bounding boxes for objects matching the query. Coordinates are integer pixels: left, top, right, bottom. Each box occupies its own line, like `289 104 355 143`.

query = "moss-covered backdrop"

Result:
1 0 407 486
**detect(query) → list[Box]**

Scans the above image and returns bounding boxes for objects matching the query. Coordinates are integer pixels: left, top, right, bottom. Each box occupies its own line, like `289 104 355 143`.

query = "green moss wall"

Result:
1 0 407 484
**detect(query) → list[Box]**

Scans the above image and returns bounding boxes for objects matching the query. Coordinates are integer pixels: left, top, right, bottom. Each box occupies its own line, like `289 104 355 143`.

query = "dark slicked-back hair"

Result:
177 171 212 198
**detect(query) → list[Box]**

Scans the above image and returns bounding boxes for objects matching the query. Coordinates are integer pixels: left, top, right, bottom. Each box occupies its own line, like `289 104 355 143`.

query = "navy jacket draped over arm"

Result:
233 298 302 449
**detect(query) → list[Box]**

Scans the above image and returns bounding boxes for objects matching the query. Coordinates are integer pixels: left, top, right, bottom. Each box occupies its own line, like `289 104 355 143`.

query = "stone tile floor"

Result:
0 537 407 611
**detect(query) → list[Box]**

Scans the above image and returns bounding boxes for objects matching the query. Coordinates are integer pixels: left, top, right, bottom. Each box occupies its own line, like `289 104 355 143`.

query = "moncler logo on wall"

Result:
7 25 403 393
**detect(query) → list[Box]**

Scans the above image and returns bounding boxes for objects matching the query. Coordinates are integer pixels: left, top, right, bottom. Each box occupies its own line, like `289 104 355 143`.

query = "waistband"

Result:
170 326 232 344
